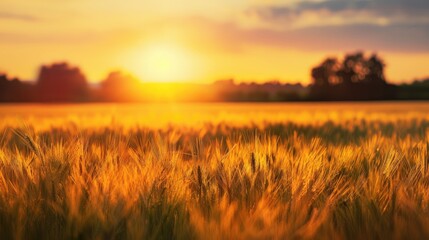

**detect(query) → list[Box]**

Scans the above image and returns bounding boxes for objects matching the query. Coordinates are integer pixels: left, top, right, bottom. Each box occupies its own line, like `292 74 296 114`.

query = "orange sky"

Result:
1 0 428 84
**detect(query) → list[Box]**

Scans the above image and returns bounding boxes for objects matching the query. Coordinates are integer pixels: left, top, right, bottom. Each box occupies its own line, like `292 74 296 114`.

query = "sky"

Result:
0 0 428 84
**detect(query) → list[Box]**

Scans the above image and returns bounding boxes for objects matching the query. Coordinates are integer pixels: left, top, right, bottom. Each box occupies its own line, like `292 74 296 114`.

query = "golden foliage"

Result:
1 103 429 239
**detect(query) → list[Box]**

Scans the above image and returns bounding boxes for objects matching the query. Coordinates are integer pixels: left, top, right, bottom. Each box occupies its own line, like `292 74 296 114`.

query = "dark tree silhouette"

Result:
310 52 396 100
337 52 366 85
0 73 35 102
311 58 339 86
37 62 88 102
364 54 386 84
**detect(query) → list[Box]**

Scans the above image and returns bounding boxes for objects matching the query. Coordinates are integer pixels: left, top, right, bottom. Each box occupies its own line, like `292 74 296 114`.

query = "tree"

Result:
0 73 35 102
37 62 88 102
310 52 394 100
364 54 386 84
311 58 339 86
336 52 386 85
99 71 142 101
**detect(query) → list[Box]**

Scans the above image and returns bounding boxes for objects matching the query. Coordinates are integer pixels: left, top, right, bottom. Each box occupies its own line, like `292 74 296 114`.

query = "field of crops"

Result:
1 102 429 239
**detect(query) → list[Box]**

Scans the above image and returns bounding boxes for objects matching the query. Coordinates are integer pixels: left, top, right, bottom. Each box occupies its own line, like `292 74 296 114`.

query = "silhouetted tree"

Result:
310 52 396 100
311 58 339 87
98 71 142 101
309 58 339 100
0 73 35 102
337 52 365 85
364 54 386 84
37 62 88 102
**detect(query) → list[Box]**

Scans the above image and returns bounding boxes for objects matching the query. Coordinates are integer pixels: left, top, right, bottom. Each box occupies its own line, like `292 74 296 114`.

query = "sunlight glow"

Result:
134 43 198 82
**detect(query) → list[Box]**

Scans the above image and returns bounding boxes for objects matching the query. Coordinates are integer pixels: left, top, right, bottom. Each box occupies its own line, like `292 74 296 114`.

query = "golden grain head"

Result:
0 103 429 239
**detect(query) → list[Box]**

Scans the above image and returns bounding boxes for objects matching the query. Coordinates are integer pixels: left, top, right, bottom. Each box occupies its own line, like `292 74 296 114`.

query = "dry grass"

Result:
1 103 429 239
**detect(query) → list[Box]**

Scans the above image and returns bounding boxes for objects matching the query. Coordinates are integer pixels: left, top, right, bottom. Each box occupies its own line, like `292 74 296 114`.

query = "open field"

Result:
1 102 429 239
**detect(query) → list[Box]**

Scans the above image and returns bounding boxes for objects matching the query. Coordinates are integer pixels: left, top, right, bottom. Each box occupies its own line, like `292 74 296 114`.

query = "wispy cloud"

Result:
0 11 39 22
246 0 429 29
185 17 429 53
288 0 429 15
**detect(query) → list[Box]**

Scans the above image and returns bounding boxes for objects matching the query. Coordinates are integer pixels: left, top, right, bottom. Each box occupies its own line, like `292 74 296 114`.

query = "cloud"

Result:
186 17 429 53
0 11 39 22
290 0 429 15
247 0 429 28
261 23 429 53
226 0 429 53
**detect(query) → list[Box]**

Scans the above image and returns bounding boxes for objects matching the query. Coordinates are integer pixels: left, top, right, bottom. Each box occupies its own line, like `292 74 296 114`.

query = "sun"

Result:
133 43 197 83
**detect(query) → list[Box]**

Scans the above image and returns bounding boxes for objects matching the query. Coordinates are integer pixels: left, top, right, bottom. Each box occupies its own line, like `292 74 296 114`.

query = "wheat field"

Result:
1 103 429 239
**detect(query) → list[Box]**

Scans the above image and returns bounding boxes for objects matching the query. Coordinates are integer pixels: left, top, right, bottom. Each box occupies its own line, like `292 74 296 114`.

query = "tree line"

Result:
0 52 428 102
0 63 146 102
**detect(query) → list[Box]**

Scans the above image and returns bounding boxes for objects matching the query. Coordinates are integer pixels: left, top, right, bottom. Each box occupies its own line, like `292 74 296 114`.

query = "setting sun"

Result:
130 43 198 83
